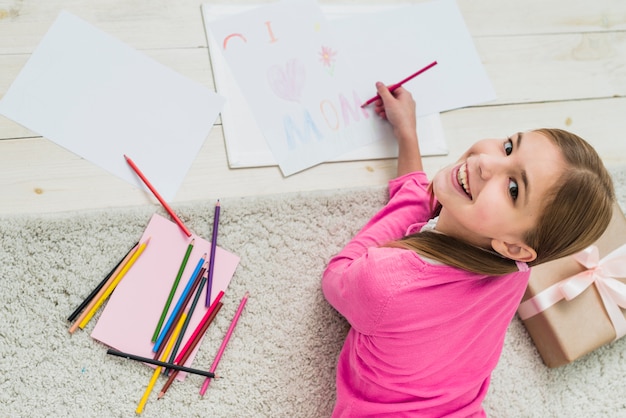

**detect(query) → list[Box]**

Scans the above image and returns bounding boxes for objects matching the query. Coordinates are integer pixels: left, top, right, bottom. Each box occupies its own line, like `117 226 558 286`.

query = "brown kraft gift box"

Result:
517 203 626 368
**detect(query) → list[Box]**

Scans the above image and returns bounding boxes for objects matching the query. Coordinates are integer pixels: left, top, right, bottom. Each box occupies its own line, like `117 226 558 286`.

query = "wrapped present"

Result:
517 203 626 368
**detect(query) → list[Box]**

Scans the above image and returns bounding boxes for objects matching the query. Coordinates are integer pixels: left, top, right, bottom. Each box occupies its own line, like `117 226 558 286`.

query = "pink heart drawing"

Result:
266 58 306 103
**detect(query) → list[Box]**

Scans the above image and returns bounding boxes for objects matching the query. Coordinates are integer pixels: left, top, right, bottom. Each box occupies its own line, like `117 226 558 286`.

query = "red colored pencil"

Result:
173 290 225 365
124 154 192 237
360 60 438 107
157 301 223 399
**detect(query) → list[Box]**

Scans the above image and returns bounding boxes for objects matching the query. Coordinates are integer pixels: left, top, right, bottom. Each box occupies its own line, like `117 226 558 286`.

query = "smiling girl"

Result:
322 83 615 417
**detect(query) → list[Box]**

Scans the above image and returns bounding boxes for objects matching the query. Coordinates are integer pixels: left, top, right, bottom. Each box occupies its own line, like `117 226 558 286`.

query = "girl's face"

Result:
431 131 566 262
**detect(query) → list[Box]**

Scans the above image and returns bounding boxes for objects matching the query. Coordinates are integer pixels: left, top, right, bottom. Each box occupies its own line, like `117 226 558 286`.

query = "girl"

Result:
322 82 615 417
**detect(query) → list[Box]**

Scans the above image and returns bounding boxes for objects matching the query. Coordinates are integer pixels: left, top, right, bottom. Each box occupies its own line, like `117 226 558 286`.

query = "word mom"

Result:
283 90 370 150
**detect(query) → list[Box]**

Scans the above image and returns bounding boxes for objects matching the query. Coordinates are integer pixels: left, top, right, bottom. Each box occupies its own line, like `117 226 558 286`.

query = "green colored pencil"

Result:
151 238 195 342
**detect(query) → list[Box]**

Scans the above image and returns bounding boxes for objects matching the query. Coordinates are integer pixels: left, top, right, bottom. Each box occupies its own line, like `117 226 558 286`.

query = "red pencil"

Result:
157 301 223 399
124 154 192 237
360 60 438 108
173 290 225 365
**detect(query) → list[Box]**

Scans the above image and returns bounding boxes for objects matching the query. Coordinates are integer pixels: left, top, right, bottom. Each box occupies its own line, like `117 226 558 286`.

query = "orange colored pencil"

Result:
78 238 150 329
69 243 139 334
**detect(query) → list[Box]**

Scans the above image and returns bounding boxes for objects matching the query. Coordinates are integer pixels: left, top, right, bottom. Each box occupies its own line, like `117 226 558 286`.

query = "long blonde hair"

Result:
393 128 615 275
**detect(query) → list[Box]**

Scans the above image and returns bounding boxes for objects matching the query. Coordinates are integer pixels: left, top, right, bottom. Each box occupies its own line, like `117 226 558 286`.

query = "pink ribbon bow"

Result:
517 244 626 340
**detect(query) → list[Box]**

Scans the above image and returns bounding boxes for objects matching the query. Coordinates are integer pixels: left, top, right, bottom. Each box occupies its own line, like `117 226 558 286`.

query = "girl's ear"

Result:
491 239 537 263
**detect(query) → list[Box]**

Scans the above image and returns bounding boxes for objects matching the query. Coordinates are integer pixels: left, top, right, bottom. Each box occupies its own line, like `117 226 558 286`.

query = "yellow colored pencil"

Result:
69 243 139 334
136 312 187 415
78 237 151 329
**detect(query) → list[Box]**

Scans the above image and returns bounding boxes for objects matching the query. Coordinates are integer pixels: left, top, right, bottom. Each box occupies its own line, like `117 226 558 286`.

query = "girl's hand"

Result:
373 82 422 175
373 82 417 142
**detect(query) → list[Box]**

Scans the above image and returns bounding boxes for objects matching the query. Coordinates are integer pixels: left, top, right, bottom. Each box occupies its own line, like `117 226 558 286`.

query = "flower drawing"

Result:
318 46 337 75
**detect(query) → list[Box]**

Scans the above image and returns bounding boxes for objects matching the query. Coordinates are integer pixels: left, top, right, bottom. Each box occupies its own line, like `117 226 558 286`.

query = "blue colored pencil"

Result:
166 272 208 372
153 253 206 353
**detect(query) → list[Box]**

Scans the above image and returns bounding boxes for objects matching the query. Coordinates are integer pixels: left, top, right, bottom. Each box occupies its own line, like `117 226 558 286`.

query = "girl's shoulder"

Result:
389 171 430 196
368 245 479 288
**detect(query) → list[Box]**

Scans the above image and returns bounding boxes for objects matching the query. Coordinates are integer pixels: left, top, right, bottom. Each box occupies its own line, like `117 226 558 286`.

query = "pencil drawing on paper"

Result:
318 45 337 75
265 59 325 149
283 108 324 150
222 33 247 49
266 58 306 103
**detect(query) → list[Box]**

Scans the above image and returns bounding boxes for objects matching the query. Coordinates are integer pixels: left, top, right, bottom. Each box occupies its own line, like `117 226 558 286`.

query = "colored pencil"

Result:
360 60 438 107
206 200 221 307
77 239 150 331
106 349 216 379
124 154 192 237
136 312 186 414
166 271 208 370
67 242 138 322
199 291 249 397
158 301 223 399
69 243 139 333
151 238 195 342
153 255 206 354
153 264 206 361
152 254 205 351
174 291 224 365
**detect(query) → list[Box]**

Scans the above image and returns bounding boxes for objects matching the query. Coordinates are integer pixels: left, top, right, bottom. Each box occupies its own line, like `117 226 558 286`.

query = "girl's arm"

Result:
373 83 422 176
322 172 432 330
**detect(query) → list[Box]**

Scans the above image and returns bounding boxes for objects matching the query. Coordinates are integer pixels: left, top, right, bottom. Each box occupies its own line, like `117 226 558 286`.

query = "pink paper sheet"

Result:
91 213 240 380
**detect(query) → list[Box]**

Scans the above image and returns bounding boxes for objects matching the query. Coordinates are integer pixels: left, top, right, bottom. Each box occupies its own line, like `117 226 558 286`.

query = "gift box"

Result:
517 203 626 368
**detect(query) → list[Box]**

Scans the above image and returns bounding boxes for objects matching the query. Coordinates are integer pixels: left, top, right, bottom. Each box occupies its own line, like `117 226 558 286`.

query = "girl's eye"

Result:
504 138 513 155
509 179 519 201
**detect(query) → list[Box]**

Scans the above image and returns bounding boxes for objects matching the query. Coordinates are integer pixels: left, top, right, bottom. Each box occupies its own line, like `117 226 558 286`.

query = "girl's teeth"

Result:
457 163 471 196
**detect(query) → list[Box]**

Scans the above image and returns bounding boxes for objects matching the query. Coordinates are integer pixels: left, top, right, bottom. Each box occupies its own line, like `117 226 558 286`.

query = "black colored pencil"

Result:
67 242 138 322
166 274 208 372
106 349 216 378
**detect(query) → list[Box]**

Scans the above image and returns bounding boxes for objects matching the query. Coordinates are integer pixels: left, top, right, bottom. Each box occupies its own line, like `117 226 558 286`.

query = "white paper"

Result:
203 0 494 175
0 11 225 201
207 1 396 176
204 4 447 168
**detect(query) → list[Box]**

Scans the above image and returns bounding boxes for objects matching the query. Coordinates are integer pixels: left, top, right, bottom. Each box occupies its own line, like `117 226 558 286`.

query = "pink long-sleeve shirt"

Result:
322 171 530 417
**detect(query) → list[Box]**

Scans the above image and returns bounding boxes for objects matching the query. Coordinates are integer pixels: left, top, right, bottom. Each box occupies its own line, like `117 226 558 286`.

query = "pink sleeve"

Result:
322 172 431 331
323 246 423 333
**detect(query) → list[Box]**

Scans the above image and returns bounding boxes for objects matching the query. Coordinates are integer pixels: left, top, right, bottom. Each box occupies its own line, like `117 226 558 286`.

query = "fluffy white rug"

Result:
2 167 626 418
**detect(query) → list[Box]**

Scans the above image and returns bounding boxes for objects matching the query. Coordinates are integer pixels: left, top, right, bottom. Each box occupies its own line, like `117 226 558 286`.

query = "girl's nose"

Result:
477 153 505 180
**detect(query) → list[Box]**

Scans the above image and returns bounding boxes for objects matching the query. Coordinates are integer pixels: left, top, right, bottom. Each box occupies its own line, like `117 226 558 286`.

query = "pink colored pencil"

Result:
124 154 192 237
360 60 438 107
199 291 249 396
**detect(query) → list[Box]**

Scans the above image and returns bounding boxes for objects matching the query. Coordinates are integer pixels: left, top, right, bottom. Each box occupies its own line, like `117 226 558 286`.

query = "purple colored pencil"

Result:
206 200 220 307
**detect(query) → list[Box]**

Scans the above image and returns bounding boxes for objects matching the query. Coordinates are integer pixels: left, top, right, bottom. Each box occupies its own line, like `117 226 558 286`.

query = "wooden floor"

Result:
1 0 626 215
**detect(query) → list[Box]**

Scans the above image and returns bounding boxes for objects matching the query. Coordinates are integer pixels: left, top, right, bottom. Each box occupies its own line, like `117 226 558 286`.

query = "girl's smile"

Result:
432 131 567 260
455 162 472 199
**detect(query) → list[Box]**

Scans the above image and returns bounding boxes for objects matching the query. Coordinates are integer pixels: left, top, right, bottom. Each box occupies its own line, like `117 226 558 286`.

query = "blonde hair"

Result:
392 128 615 275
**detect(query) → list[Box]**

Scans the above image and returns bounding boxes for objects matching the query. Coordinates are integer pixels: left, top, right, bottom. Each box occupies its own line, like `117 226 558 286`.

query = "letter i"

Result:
265 21 278 43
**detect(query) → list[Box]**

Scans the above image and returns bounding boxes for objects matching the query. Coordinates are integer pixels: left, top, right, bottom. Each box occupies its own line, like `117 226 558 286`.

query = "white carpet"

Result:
2 167 626 418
